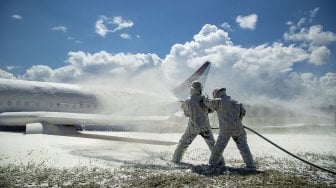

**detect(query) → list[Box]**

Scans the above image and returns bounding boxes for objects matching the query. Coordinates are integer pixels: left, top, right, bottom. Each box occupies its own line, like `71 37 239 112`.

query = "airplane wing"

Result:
0 111 178 145
0 111 170 126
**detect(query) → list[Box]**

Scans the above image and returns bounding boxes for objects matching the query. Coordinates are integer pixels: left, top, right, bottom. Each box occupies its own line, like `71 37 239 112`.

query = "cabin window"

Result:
24 101 29 106
7 100 12 106
16 101 20 106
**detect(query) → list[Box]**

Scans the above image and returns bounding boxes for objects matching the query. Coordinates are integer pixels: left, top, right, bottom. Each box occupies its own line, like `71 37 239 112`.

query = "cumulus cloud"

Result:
162 24 232 83
162 24 306 84
309 46 330 65
52 25 67 33
95 16 134 37
236 14 258 30
284 9 336 67
0 69 16 79
23 65 55 81
161 24 335 106
284 25 336 46
14 23 336 107
298 72 336 106
22 51 162 83
12 14 23 20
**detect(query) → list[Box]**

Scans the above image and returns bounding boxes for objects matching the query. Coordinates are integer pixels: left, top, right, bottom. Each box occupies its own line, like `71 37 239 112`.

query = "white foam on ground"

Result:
0 131 335 169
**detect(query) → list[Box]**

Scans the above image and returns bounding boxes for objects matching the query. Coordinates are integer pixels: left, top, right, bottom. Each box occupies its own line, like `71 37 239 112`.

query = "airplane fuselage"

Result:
0 79 99 114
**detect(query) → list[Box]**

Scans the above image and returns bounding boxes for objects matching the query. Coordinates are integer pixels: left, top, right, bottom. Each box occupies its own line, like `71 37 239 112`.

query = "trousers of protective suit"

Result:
209 130 255 169
172 125 217 163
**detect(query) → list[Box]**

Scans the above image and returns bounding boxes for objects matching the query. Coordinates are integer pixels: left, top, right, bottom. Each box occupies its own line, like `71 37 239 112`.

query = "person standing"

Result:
204 88 256 170
172 81 222 164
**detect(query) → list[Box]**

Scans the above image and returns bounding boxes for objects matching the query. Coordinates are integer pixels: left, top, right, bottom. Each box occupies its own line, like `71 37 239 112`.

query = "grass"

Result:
0 153 335 187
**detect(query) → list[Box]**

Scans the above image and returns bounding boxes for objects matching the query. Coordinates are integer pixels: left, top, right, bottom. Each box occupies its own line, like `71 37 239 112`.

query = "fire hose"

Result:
211 126 336 175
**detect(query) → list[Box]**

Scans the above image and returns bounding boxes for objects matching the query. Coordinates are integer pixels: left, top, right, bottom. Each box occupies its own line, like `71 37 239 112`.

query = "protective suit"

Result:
204 88 255 170
172 82 220 163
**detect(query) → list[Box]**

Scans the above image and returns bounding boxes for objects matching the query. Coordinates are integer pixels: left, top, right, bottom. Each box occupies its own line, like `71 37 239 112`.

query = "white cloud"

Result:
286 21 293 26
95 18 109 37
120 33 131 40
221 22 233 31
67 36 83 44
162 24 307 85
52 25 67 33
12 14 23 20
23 65 55 81
309 7 319 22
236 14 258 30
287 7 318 33
297 18 306 28
161 24 336 106
112 16 134 32
284 25 336 46
95 16 134 37
319 73 336 100
0 69 16 79
298 72 336 106
22 51 162 83
287 18 306 34
232 43 308 76
6 66 20 71
162 24 232 83
309 46 330 65
13 24 336 107
283 9 335 67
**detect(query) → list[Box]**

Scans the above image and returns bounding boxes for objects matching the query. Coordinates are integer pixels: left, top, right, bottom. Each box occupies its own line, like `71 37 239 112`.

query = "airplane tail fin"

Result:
172 61 211 100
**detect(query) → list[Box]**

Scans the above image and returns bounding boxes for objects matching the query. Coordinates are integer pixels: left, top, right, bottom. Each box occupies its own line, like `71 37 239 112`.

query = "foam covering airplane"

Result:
0 62 211 145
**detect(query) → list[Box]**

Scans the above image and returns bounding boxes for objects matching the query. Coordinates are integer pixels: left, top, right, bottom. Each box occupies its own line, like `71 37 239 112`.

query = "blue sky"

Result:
1 0 336 106
1 0 335 74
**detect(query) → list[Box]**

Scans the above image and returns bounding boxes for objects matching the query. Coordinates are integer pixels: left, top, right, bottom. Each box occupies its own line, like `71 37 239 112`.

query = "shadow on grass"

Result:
167 162 264 176
124 159 264 177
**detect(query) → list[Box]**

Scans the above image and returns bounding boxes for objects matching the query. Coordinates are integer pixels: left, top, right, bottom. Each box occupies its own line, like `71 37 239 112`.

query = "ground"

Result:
0 129 335 187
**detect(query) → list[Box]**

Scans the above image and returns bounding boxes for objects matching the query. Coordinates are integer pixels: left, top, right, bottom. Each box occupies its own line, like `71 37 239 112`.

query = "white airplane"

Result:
0 62 211 144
